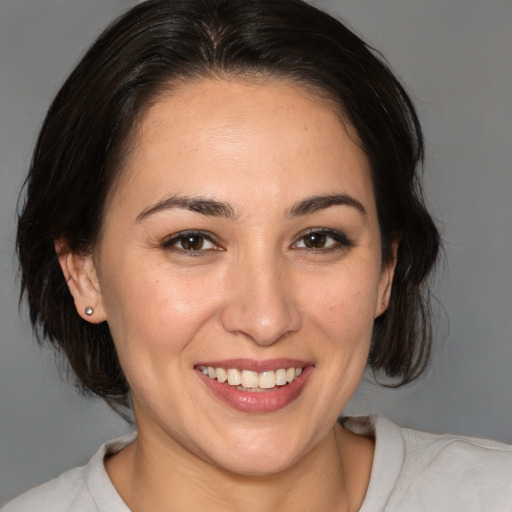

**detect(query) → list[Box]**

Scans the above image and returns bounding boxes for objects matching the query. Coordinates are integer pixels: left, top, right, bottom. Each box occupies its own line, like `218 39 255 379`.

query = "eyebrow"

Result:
286 194 366 217
136 195 238 221
136 192 365 222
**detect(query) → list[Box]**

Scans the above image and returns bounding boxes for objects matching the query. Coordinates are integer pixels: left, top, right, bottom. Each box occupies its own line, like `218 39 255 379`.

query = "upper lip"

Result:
195 358 314 372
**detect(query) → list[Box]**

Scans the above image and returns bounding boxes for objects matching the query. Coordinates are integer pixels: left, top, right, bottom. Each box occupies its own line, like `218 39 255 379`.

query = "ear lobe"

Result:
375 240 399 318
55 240 107 323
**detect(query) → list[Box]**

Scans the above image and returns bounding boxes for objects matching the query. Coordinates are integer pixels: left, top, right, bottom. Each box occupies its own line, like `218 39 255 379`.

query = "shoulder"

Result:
1 465 89 512
398 419 512 470
344 415 512 512
1 433 136 512
395 421 512 509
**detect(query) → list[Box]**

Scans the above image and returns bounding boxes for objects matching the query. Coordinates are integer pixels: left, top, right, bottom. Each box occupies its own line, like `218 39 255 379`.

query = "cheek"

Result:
296 265 380 423
305 262 382 333
303 259 382 385
99 259 222 370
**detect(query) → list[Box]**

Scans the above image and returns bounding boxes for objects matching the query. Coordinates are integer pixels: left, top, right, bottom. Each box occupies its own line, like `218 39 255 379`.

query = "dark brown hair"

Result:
17 0 441 410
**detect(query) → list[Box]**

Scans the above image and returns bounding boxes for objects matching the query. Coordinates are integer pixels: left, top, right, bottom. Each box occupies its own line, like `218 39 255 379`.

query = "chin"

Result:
214 449 302 478
201 426 317 477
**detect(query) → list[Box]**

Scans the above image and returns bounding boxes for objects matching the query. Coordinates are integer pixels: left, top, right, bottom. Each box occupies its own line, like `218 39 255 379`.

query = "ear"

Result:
375 240 399 318
55 240 107 323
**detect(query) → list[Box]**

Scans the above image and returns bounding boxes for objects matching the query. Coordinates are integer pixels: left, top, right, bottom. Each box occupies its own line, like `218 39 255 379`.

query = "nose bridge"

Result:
220 248 301 345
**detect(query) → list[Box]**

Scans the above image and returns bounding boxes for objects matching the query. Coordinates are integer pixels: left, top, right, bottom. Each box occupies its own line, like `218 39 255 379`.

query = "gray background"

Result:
0 0 511 506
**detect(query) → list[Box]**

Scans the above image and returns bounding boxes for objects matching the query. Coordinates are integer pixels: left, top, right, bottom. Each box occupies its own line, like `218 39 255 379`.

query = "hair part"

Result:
17 0 441 410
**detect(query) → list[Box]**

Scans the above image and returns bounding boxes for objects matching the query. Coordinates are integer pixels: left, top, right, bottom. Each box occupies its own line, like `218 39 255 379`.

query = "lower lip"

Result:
197 366 314 413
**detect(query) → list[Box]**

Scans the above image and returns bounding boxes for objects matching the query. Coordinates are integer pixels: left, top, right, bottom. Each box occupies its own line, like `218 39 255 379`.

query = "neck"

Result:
106 420 374 512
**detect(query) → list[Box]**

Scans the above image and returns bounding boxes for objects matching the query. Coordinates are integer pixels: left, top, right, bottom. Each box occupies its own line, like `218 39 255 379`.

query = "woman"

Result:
4 0 511 510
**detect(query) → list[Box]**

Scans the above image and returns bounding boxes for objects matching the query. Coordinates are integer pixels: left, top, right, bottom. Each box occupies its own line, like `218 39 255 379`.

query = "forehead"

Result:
111 78 374 217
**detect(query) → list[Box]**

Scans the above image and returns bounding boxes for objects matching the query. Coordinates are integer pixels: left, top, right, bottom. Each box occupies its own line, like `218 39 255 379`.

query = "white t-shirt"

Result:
3 416 512 511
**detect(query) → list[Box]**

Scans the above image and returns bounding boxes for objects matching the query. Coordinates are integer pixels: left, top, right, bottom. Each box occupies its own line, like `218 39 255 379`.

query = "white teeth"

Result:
227 368 241 385
216 367 228 383
259 371 276 389
241 370 259 388
275 368 287 386
199 365 305 390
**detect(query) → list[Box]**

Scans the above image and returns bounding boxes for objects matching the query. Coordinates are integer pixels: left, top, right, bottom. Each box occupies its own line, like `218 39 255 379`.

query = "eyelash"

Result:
161 230 220 254
292 228 354 252
160 228 354 254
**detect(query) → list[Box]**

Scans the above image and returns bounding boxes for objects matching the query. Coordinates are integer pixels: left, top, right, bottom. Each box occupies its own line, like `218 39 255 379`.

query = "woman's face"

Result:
81 79 395 475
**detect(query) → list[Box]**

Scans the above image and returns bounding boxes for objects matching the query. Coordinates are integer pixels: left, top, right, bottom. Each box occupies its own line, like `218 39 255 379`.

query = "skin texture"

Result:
59 78 396 511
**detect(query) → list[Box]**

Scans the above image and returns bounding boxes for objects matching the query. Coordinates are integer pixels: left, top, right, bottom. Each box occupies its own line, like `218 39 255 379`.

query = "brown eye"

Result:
293 229 354 251
180 234 205 251
303 233 327 249
162 231 217 252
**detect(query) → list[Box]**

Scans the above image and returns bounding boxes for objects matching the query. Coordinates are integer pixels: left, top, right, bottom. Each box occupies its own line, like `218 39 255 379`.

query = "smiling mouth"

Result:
197 365 304 392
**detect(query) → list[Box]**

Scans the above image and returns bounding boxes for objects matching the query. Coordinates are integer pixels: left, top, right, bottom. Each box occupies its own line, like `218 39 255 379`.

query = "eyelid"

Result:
161 230 221 251
292 228 354 250
160 228 353 252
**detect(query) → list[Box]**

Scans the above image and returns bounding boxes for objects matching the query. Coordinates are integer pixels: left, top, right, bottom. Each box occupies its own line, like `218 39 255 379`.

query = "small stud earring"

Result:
85 306 94 317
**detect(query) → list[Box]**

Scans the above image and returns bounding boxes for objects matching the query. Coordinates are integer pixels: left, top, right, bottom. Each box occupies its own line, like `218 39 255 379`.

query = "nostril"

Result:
220 299 301 346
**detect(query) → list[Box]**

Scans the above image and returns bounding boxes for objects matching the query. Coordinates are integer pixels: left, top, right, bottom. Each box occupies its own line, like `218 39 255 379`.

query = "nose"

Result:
220 255 302 346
